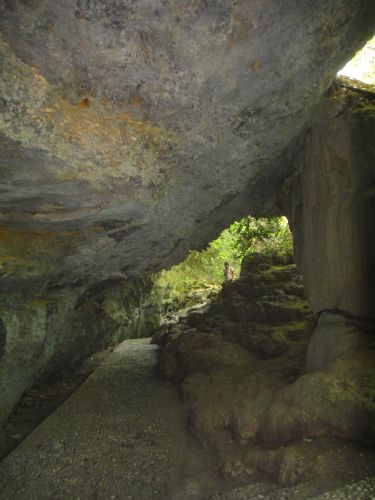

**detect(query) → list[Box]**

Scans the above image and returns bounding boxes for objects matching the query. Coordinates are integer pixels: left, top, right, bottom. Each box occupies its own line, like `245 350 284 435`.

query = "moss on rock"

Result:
156 253 375 485
0 275 164 426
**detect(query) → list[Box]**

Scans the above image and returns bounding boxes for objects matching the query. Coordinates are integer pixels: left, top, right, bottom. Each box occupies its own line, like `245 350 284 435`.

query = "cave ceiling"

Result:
0 0 374 293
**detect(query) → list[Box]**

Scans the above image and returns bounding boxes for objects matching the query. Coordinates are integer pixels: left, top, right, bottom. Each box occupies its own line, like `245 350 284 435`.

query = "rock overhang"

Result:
0 0 374 293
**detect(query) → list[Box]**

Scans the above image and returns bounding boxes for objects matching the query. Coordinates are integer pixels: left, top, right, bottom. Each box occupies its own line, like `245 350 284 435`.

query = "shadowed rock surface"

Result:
2 338 375 500
0 275 164 424
0 1 374 291
282 79 375 319
0 0 375 464
155 254 375 488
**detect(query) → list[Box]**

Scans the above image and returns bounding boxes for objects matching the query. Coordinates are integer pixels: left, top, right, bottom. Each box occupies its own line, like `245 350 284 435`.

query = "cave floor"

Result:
0 338 374 500
0 348 113 463
0 339 230 500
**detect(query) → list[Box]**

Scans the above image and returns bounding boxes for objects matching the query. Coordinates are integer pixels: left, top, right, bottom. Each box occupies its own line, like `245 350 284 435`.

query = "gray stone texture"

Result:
283 82 375 318
306 311 375 372
0 277 163 425
0 1 374 292
1 1 375 426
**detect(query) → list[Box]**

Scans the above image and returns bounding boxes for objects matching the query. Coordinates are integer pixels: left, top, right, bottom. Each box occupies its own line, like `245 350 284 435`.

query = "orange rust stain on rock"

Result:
0 226 79 250
40 88 173 157
79 97 90 108
133 97 142 109
0 226 83 272
227 1 265 49
121 113 164 138
31 68 48 84
21 62 171 152
46 98 122 150
99 97 112 106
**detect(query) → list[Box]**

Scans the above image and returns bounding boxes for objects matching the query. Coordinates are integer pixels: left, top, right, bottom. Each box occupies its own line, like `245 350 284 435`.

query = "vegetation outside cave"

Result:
154 215 293 312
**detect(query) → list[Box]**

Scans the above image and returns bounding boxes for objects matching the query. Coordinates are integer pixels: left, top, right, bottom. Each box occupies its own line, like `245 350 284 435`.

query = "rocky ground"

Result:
1 254 375 498
153 253 375 493
0 337 374 499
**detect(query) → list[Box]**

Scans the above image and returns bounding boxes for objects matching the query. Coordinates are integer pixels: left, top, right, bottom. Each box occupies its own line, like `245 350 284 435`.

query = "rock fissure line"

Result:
313 308 375 333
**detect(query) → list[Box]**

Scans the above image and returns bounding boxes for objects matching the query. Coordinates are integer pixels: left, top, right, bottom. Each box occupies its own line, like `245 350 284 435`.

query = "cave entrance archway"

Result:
338 33 375 84
154 215 295 316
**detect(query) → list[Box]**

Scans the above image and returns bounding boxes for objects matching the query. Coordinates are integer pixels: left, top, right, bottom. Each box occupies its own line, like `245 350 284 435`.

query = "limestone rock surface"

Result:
156 253 375 485
1 1 375 428
306 311 375 372
0 276 163 425
0 1 374 293
282 80 375 318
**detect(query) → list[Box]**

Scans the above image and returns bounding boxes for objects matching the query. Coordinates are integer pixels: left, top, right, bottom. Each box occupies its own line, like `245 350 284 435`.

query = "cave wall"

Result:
0 277 163 425
283 80 375 320
282 81 375 377
0 2 375 426
153 85 375 468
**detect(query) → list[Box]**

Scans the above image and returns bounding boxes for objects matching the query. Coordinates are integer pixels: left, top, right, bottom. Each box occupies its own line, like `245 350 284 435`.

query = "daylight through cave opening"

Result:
338 33 375 83
154 215 295 316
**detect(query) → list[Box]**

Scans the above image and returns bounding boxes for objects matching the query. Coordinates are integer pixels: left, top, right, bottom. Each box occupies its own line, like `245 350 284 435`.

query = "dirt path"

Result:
0 339 228 500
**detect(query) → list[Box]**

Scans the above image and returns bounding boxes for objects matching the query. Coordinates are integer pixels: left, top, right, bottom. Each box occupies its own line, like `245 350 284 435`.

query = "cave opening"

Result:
154 215 295 316
338 34 375 84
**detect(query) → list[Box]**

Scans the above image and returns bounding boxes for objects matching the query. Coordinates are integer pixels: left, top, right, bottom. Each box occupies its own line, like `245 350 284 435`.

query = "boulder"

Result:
306 311 375 372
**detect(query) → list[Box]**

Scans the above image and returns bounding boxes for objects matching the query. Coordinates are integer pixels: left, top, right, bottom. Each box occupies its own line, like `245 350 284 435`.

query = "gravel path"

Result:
1 338 375 500
0 339 227 500
212 478 375 500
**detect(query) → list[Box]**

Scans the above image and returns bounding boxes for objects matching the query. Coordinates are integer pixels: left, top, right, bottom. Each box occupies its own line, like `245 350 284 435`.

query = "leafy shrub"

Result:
154 216 293 310
229 216 293 260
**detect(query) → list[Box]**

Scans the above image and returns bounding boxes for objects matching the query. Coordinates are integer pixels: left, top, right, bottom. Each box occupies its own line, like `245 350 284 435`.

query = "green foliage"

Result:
154 229 235 310
155 215 293 310
229 216 293 260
